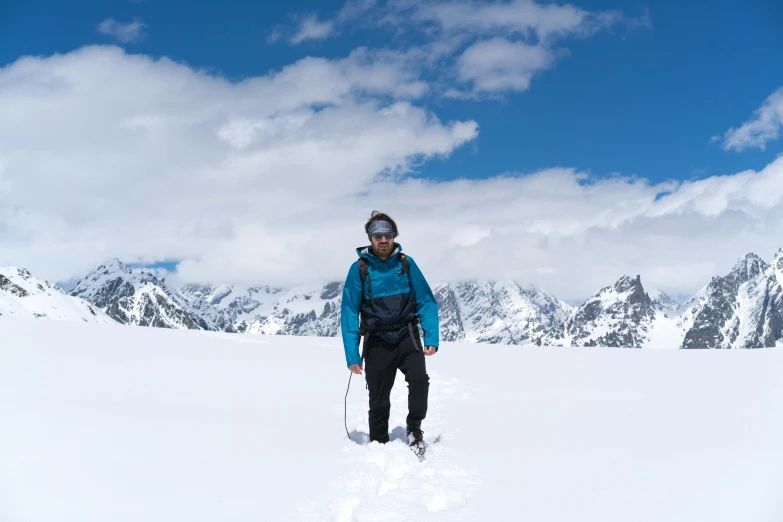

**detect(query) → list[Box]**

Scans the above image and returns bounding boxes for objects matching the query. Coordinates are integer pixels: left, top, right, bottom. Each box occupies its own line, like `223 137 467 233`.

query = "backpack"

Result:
357 253 419 357
357 253 412 311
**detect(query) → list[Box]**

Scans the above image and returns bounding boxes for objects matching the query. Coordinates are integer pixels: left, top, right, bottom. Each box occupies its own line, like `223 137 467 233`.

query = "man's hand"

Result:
424 346 437 356
349 363 363 375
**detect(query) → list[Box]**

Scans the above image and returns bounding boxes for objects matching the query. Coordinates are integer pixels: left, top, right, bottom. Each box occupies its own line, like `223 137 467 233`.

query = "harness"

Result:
357 252 422 358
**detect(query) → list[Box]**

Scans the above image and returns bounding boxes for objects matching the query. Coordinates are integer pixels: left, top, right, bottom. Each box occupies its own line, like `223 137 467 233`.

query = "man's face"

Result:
370 231 394 258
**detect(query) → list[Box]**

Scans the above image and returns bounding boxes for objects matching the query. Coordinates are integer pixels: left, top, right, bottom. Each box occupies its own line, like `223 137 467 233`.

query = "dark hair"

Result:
364 210 399 237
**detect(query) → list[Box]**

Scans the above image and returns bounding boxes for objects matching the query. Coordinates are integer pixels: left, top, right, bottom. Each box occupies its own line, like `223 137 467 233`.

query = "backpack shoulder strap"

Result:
357 257 369 357
358 257 368 287
357 257 374 311
399 254 412 290
399 254 422 343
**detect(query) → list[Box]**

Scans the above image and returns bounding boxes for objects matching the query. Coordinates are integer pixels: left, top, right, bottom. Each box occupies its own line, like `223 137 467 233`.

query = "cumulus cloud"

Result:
353 158 783 300
290 15 336 44
718 86 783 152
0 46 474 284
96 17 147 44
1 45 781 303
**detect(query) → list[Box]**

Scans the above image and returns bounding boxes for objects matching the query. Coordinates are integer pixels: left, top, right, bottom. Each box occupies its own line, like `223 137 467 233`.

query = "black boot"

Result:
406 424 425 460
406 424 423 445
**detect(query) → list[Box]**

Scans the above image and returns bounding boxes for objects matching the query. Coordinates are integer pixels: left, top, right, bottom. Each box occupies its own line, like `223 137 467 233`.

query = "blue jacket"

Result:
340 243 439 367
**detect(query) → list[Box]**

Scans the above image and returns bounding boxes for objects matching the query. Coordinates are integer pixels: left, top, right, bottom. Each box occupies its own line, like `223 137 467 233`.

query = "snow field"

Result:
1 318 782 522
297 371 479 521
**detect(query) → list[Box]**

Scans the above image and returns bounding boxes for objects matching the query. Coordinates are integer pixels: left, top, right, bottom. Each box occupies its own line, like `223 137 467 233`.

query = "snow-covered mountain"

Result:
179 282 342 337
13 247 783 349
432 280 572 344
70 259 208 330
538 249 783 349
678 251 783 349
177 279 570 345
541 275 662 348
648 288 680 315
0 267 114 323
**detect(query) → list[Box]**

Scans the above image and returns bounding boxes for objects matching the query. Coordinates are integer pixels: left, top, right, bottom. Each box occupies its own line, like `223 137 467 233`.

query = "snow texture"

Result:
1 318 781 521
0 266 113 323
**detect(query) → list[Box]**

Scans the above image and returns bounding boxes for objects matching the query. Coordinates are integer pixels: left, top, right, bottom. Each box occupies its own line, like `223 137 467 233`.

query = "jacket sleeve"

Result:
340 261 363 367
408 256 439 349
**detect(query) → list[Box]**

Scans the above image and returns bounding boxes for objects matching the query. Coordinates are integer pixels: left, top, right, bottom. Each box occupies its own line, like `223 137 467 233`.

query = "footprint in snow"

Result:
297 371 479 521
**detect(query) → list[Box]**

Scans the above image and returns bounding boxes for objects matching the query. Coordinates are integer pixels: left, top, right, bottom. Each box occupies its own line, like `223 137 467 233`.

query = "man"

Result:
340 211 439 453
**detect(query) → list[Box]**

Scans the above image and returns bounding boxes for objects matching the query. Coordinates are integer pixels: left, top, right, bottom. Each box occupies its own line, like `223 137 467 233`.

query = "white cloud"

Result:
0 45 474 284
97 17 147 44
411 0 619 43
349 158 783 300
2 45 780 303
297 0 644 96
338 0 378 22
718 87 783 152
410 0 639 96
266 26 285 44
290 15 336 44
456 38 560 94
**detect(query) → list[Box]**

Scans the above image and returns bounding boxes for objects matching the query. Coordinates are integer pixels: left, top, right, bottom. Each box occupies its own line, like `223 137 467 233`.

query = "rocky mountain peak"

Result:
729 253 768 283
614 274 646 296
95 257 131 276
70 260 206 330
541 274 656 348
773 248 783 272
679 250 783 349
648 289 679 314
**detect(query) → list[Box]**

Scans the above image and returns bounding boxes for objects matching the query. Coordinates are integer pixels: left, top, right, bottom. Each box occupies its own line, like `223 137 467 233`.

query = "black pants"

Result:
365 332 429 443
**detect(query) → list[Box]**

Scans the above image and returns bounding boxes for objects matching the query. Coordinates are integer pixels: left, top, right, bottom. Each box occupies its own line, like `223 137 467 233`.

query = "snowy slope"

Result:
1 319 782 521
433 280 572 344
180 281 341 336
543 275 670 347
0 267 115 323
179 283 286 332
648 288 680 315
179 278 571 344
678 252 782 348
240 282 343 336
70 259 208 330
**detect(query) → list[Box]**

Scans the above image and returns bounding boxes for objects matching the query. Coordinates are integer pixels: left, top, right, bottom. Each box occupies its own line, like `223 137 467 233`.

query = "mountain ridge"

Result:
5 249 783 349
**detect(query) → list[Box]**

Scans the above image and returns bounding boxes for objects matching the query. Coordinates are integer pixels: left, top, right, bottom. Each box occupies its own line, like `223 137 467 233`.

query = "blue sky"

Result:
2 0 783 300
3 0 781 183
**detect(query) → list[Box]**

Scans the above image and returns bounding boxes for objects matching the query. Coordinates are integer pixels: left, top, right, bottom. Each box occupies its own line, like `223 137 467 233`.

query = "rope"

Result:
344 372 352 440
